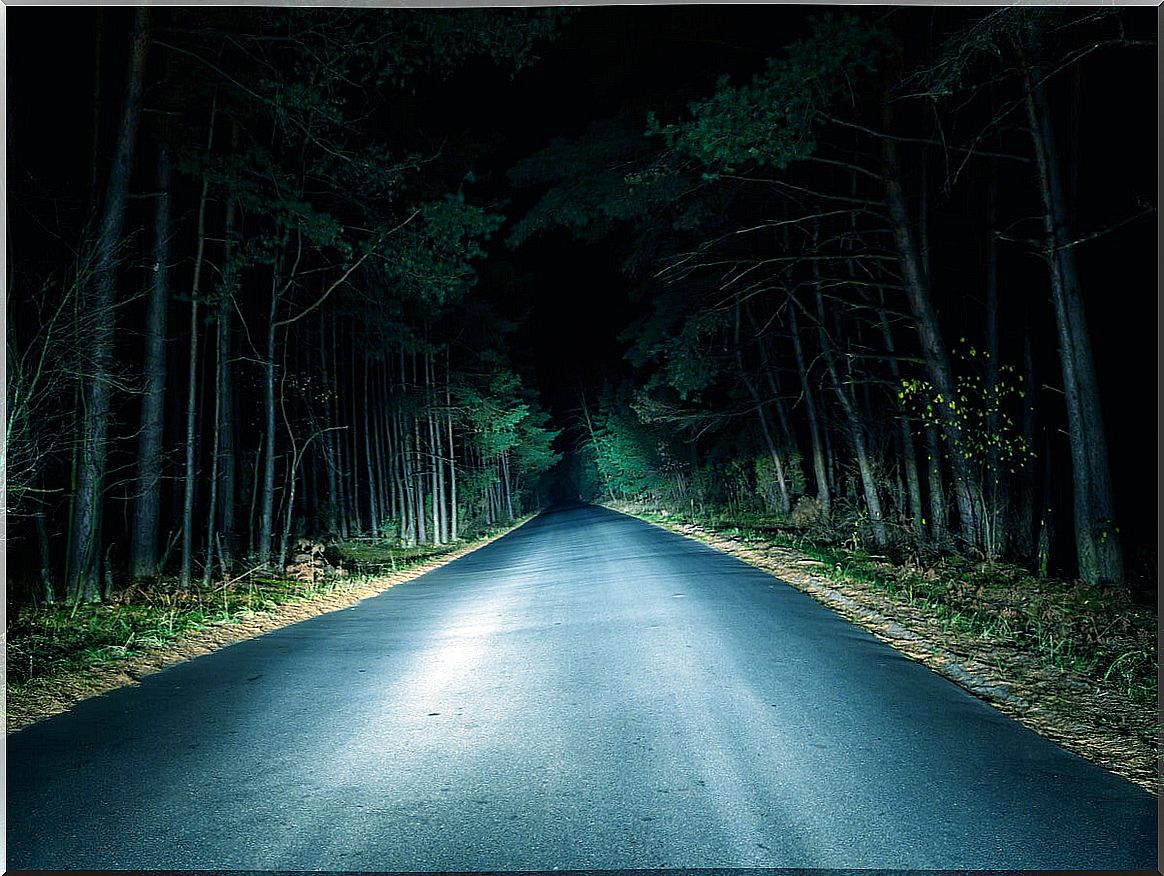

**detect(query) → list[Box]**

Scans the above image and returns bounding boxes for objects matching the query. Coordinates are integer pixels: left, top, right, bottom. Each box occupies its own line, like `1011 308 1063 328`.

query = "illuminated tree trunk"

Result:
349 338 363 535
333 321 350 539
502 450 515 521
67 7 148 602
425 348 442 543
363 355 379 538
446 350 458 540
370 361 389 532
413 415 427 544
431 353 448 542
1020 53 1123 588
215 195 238 568
258 290 278 565
129 145 170 580
318 312 339 534
180 97 216 588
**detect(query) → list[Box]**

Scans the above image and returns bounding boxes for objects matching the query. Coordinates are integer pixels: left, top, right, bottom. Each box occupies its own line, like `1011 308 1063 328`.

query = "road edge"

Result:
605 504 1158 796
7 515 537 734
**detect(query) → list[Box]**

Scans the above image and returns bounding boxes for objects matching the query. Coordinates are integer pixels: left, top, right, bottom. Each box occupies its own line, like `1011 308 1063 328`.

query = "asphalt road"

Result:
7 504 1157 871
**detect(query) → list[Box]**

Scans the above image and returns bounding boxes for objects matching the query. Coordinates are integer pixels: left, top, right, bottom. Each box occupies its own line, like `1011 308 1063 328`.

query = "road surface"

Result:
7 504 1157 870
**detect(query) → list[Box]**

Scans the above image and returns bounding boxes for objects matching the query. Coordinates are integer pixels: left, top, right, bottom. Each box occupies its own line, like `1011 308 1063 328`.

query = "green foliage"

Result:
453 364 560 514
382 194 503 306
506 114 691 248
756 450 804 509
914 6 1105 99
591 405 664 501
648 14 891 172
899 341 1035 478
370 8 573 86
623 286 731 403
584 389 673 502
511 407 561 483
569 443 606 503
6 526 514 694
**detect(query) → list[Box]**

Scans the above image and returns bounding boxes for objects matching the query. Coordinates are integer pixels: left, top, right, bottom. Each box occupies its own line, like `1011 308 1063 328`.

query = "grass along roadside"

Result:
6 518 532 733
608 502 1158 795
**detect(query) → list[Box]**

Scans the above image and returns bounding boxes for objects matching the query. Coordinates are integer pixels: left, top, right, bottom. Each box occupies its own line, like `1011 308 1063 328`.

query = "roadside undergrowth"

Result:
609 501 1158 795
7 519 529 732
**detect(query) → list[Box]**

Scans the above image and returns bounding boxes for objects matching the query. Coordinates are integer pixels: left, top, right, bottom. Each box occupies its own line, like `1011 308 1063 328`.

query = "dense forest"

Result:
510 6 1156 598
7 8 565 604
6 5 1157 607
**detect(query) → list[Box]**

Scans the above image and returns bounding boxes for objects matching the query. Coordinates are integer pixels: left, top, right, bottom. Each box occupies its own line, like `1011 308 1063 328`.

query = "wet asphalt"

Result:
6 504 1158 871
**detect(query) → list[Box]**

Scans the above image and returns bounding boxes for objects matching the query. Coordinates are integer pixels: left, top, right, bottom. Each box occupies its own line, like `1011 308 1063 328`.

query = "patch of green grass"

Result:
8 524 515 691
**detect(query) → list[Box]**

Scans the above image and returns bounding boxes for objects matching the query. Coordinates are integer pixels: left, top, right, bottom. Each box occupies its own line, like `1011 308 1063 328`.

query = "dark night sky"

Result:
8 5 1159 544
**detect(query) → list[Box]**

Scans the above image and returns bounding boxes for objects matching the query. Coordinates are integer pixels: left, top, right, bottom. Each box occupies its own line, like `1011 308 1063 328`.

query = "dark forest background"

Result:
6 5 1158 606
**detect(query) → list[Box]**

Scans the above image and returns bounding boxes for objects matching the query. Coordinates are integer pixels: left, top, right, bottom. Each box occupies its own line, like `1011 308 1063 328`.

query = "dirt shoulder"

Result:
7 521 528 733
618 507 1158 796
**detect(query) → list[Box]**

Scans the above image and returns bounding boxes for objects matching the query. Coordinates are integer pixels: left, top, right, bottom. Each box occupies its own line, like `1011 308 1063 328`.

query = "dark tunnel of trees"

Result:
6 6 1157 607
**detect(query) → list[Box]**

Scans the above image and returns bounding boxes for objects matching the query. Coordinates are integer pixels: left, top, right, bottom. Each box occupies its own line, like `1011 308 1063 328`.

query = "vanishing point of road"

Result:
7 504 1157 870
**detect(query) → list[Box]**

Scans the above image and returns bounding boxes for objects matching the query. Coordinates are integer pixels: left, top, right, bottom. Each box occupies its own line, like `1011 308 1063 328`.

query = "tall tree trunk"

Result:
982 171 1006 559
318 311 339 534
425 348 440 543
881 132 981 549
747 306 797 455
333 318 350 539
129 144 170 580
203 306 222 587
67 7 148 602
370 360 389 535
430 352 448 542
822 412 838 501
216 130 240 567
397 349 414 544
362 354 379 538
377 362 391 526
786 302 830 516
1020 52 1123 588
258 258 282 566
1013 332 1038 561
249 434 262 557
447 379 458 540
35 502 55 605
924 425 951 549
810 287 887 547
396 409 413 545
877 297 925 546
215 277 237 568
502 451 515 521
180 97 216 588
413 415 427 544
1035 434 1055 578
349 338 363 535
734 303 789 514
